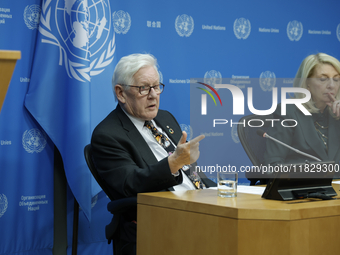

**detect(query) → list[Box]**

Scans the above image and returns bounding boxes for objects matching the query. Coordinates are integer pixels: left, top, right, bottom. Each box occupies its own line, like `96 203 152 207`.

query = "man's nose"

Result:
148 87 158 98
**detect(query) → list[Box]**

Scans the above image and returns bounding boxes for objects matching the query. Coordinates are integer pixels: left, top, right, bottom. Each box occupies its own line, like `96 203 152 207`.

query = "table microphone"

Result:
256 129 321 162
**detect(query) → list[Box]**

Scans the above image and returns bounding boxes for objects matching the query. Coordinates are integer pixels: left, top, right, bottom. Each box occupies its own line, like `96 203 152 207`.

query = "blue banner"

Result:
0 1 54 255
25 0 116 220
1 0 340 254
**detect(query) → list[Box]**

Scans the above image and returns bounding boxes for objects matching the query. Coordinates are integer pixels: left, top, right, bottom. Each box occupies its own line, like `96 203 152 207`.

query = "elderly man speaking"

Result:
91 53 215 255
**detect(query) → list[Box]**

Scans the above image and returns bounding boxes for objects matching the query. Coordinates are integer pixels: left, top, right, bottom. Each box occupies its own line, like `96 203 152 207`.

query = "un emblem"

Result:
259 71 276 91
175 14 194 37
22 128 47 153
158 70 163 84
39 0 115 82
234 18 251 39
287 20 303 41
112 10 131 34
24 4 41 30
204 70 222 90
180 124 193 141
337 24 340 42
0 194 8 218
231 125 239 144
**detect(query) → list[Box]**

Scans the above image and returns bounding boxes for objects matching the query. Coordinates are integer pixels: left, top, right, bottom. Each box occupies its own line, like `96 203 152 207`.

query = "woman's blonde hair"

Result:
293 53 340 115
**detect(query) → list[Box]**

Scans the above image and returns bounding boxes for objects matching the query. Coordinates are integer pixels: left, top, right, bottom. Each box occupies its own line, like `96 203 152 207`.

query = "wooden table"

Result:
137 184 340 255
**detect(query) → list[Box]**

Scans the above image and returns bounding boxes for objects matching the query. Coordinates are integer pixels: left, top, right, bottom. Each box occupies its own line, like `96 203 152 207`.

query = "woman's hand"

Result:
327 94 340 117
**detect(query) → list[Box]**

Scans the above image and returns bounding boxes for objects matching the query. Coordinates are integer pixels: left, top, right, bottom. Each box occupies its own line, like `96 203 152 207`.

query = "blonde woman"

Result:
264 53 340 168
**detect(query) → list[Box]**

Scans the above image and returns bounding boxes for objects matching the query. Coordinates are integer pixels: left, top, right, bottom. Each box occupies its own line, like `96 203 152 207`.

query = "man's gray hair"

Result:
112 53 159 100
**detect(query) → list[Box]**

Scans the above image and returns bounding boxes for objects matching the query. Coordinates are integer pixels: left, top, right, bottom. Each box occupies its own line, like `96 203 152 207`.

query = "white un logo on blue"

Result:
175 14 194 37
0 194 8 218
231 125 239 144
204 70 222 90
233 18 251 39
22 128 47 153
337 24 340 42
287 20 303 41
23 4 41 30
39 0 115 82
158 70 163 84
56 0 111 60
260 71 276 91
112 10 131 34
180 124 193 141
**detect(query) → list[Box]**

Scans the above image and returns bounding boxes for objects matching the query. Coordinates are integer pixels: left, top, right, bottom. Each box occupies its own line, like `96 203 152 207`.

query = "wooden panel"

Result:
137 184 340 255
137 204 238 255
137 204 340 255
238 219 291 255
138 184 340 221
0 50 21 112
0 51 21 60
309 215 340 255
290 220 309 255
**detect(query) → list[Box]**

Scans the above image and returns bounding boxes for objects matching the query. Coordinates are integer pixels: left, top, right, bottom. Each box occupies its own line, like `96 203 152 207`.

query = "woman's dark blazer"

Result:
263 104 340 169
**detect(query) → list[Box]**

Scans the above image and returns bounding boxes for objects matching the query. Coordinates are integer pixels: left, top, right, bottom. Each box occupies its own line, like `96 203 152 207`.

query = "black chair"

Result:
84 144 137 255
237 114 274 185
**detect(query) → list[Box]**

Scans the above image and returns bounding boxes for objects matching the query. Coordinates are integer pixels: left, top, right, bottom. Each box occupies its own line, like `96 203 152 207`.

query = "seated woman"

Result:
263 53 340 176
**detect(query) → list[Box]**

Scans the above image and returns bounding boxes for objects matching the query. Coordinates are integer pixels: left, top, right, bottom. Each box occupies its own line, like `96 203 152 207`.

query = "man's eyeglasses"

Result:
121 83 165 95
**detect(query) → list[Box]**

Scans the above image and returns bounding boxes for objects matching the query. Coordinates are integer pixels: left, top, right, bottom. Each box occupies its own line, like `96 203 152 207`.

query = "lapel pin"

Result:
166 125 174 134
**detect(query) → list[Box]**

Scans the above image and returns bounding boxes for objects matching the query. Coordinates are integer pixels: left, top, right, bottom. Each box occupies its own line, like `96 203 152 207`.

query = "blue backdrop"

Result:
0 0 339 254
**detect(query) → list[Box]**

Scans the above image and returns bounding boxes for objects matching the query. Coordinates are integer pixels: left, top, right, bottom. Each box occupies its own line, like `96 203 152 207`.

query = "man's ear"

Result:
115 84 126 104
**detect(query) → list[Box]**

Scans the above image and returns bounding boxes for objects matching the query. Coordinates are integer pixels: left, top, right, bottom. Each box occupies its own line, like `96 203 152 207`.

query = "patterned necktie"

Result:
144 120 175 155
144 121 205 189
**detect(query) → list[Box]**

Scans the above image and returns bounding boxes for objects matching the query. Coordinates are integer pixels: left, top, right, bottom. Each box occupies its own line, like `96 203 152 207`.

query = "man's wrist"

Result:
172 170 180 177
168 154 183 174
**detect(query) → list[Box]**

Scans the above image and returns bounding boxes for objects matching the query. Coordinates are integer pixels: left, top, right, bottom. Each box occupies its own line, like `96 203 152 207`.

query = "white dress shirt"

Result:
123 110 195 191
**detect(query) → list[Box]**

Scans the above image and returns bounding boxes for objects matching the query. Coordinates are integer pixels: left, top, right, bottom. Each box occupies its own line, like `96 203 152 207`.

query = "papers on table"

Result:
237 185 266 195
209 185 266 195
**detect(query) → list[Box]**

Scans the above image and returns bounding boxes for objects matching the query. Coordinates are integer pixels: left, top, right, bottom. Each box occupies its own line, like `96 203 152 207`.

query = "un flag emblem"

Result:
56 0 111 60
39 0 115 82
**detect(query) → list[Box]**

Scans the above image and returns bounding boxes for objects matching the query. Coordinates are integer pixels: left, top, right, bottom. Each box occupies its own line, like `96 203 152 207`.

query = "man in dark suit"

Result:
91 53 215 255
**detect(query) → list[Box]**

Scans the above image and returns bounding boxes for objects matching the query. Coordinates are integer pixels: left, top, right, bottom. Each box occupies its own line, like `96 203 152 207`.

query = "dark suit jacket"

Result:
91 104 215 202
263 104 340 167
